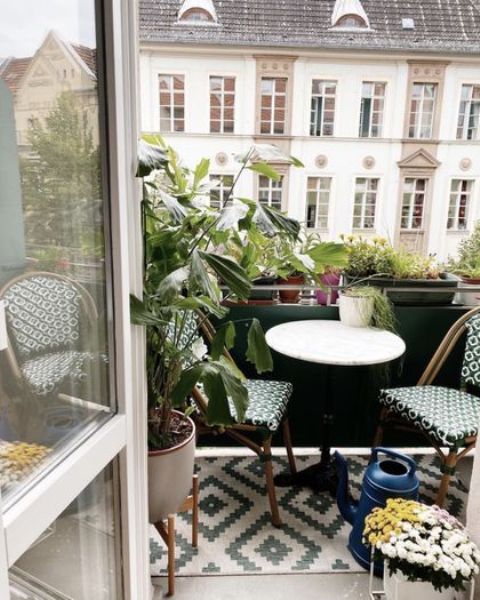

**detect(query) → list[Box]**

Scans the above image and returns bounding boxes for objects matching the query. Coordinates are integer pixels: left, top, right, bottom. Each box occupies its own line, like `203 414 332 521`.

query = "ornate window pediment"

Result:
397 148 441 170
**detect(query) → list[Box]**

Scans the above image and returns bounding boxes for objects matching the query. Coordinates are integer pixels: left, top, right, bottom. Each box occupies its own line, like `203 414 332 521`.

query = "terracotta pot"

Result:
278 274 304 304
384 562 455 600
148 410 196 523
338 293 374 328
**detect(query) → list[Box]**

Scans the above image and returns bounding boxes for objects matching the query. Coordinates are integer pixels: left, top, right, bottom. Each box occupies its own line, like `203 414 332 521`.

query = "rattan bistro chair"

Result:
374 306 480 506
0 271 100 398
193 315 297 528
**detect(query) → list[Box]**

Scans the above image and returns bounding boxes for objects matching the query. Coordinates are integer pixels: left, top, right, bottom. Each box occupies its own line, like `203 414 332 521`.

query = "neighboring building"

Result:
0 30 97 148
139 0 480 260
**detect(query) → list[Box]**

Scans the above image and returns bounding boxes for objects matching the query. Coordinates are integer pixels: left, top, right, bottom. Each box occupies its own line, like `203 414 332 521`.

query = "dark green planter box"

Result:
344 272 458 306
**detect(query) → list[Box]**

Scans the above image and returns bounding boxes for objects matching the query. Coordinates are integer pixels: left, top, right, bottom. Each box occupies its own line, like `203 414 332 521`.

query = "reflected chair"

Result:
0 271 102 399
373 306 480 506
191 315 297 527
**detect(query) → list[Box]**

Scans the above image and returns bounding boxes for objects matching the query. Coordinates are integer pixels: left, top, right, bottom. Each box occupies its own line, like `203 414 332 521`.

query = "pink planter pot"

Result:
316 273 341 305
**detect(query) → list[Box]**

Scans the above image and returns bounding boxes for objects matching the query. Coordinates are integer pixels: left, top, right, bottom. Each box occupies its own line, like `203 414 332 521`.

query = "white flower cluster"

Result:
376 505 480 583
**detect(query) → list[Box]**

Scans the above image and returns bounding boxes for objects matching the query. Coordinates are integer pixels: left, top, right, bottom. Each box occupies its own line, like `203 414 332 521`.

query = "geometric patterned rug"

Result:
150 453 468 577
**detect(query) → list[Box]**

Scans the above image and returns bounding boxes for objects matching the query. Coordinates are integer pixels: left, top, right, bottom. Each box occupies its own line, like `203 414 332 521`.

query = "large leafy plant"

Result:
446 221 480 280
131 138 320 450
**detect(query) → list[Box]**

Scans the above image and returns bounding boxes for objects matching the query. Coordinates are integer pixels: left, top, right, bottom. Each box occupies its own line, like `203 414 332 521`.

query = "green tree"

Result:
20 92 101 257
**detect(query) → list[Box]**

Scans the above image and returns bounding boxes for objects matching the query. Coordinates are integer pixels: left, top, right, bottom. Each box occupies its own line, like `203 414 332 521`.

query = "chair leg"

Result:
263 437 282 528
282 418 297 474
192 475 199 548
167 514 175 597
436 449 458 507
373 407 388 447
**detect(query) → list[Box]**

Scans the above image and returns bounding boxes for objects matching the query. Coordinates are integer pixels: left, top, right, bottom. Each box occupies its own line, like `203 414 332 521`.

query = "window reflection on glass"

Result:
305 176 331 229
10 463 121 599
401 177 427 229
353 177 378 230
258 175 283 209
447 179 473 231
0 1 114 505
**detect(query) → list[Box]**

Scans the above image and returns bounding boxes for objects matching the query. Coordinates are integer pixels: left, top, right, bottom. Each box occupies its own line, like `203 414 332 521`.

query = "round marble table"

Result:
266 320 406 492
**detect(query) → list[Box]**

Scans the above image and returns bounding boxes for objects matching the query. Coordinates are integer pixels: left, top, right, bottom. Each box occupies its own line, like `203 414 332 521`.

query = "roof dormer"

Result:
331 0 370 30
177 0 217 23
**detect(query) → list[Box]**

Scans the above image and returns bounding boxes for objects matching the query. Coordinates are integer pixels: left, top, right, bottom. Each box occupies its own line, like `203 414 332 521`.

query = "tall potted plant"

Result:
131 138 345 521
447 221 480 306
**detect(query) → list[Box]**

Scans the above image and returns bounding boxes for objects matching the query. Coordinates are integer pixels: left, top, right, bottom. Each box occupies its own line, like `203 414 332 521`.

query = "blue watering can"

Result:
335 447 419 573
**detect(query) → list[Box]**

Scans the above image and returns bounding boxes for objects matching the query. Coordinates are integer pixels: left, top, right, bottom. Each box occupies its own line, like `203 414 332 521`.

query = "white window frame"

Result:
310 79 336 137
359 81 386 138
447 179 474 231
401 177 428 230
209 173 234 208
258 175 283 209
159 73 185 133
209 75 235 134
408 82 437 139
352 177 379 230
305 176 332 230
260 77 287 135
0 2 149 599
456 84 480 141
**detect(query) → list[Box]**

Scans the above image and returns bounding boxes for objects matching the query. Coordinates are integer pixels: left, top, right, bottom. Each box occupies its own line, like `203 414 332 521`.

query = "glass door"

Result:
0 1 147 598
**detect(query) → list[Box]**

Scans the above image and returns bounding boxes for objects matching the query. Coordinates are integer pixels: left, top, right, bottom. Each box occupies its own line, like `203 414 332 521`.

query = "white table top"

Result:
265 320 406 366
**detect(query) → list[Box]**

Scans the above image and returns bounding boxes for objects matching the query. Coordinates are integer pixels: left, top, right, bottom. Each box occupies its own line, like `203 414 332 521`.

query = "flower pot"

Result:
148 411 196 524
384 563 455 600
316 272 340 305
456 277 480 306
278 275 304 304
338 293 374 328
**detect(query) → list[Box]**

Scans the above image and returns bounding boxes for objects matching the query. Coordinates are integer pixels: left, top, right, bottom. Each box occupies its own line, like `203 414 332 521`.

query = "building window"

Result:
359 82 386 138
401 177 427 229
335 14 368 28
159 74 185 133
306 177 331 229
210 76 235 133
353 178 378 230
408 83 437 139
447 179 473 230
260 77 287 135
258 175 283 209
209 174 234 208
457 84 480 140
310 80 336 137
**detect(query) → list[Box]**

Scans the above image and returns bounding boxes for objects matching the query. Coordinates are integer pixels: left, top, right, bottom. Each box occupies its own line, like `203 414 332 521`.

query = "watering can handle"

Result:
371 447 417 475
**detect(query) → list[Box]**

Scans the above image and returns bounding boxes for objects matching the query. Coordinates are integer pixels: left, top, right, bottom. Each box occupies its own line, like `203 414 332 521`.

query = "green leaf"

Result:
247 162 281 181
253 204 300 239
202 366 234 426
172 296 227 319
218 365 248 423
190 250 221 302
307 242 349 268
246 319 273 373
158 190 187 222
198 251 251 299
210 322 236 360
130 294 168 326
155 266 189 303
216 204 249 231
289 155 304 168
171 365 204 406
137 139 168 177
193 158 210 187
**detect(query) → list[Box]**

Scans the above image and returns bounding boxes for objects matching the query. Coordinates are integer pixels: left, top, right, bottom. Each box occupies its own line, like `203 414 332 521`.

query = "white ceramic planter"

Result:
338 293 374 328
148 411 196 523
384 564 455 600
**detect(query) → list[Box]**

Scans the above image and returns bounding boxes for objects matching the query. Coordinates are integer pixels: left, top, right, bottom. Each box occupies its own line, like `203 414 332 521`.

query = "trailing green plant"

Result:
446 221 480 280
131 137 348 450
342 235 441 280
343 285 397 332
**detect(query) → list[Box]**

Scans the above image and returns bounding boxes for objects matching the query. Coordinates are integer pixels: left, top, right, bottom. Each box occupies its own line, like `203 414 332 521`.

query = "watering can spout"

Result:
334 451 358 525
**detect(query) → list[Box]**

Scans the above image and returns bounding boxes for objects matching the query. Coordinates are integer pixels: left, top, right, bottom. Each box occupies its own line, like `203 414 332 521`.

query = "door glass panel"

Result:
0 1 114 507
9 463 121 599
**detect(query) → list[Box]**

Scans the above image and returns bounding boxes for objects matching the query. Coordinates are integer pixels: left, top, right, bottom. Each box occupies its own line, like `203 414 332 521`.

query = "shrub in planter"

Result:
446 221 480 306
342 236 457 306
363 498 480 598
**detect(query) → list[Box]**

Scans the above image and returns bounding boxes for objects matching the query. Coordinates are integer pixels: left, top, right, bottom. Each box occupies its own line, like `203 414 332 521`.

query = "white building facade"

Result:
139 0 480 260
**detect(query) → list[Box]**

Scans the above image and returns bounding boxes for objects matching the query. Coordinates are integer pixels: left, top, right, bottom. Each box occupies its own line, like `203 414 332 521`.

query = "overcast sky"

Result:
0 0 96 58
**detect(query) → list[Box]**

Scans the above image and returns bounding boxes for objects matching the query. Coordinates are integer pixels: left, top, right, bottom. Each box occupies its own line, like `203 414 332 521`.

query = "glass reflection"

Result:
0 1 113 505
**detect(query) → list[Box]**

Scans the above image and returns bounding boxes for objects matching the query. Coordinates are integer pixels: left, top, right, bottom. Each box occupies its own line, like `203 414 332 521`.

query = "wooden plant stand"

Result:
153 475 199 597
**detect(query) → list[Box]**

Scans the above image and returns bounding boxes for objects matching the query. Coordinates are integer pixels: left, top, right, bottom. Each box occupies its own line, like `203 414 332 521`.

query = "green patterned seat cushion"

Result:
461 314 480 391
22 350 107 396
380 385 480 447
228 379 292 432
